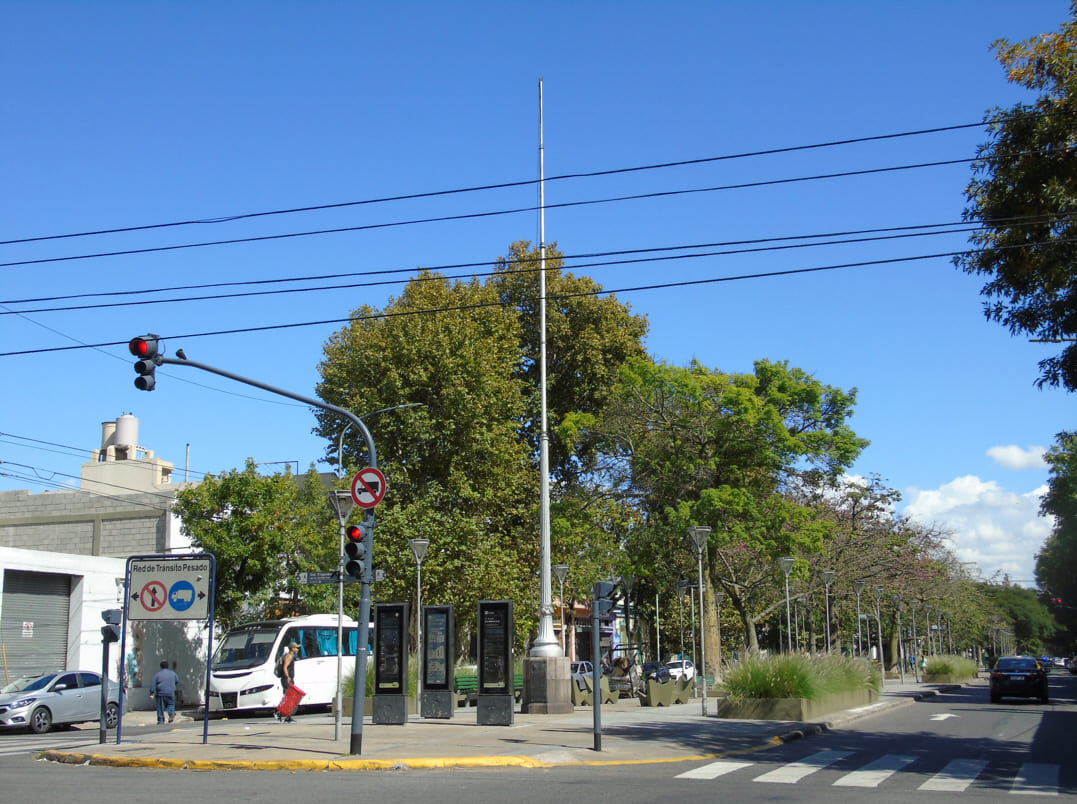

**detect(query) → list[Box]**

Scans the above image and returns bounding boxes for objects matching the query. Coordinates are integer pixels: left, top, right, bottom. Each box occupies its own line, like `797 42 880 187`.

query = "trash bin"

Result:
276 685 306 719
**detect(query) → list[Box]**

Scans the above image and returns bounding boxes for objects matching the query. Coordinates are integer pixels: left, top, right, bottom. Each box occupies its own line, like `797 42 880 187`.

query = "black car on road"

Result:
989 656 1049 704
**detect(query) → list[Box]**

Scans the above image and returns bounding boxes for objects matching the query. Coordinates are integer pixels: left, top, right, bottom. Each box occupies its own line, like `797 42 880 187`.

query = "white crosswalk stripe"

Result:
675 752 1062 795
1011 763 1060 796
919 758 989 792
832 754 916 787
753 750 851 784
675 760 753 780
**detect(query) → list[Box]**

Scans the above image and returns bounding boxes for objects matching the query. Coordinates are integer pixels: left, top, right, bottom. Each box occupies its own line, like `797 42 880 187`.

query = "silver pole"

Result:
531 77 560 658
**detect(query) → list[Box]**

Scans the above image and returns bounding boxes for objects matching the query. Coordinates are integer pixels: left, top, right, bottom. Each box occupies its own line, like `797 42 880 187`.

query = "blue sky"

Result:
1 1 1071 586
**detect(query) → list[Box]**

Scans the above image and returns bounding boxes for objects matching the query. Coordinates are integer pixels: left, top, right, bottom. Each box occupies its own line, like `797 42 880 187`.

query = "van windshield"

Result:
212 627 279 671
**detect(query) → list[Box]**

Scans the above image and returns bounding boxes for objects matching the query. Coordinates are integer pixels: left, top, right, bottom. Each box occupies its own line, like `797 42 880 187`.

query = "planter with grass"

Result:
717 654 881 720
922 655 978 683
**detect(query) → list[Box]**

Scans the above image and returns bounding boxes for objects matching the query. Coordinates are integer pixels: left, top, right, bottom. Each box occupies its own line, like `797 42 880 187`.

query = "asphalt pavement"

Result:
40 680 968 771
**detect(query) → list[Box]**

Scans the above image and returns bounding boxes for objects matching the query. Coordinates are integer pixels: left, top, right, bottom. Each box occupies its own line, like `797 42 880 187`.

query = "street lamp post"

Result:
892 593 905 684
328 489 356 743
778 558 796 654
687 526 711 716
853 580 866 658
873 586 885 688
821 569 835 654
910 600 920 682
553 564 569 654
409 538 430 705
924 605 934 656
713 589 725 683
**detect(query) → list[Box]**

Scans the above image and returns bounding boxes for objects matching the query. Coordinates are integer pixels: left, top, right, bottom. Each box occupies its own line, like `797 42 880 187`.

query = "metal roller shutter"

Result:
0 569 71 681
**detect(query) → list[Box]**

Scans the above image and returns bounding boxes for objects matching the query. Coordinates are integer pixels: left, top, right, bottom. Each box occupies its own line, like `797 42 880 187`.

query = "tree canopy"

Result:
956 3 1077 389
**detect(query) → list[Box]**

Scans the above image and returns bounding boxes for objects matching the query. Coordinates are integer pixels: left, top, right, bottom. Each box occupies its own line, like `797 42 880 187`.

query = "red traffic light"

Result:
129 334 160 360
346 524 363 542
344 523 366 578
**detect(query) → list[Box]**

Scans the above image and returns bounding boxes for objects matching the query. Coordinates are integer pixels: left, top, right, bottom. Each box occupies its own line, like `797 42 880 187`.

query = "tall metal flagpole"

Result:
531 77 560 658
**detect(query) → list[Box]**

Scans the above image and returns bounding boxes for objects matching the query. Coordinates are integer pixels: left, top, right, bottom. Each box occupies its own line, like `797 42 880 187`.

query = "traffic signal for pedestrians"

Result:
344 522 367 579
593 580 621 617
101 608 122 643
129 334 161 391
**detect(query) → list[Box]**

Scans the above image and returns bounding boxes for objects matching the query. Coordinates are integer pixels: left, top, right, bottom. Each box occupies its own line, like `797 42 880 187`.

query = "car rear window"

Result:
997 659 1037 671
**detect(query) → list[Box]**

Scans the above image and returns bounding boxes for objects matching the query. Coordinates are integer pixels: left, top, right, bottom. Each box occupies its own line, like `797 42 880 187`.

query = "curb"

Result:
39 685 966 772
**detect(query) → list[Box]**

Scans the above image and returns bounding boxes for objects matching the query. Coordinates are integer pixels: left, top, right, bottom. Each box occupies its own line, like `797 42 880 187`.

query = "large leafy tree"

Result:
595 358 869 657
173 461 336 629
956 4 1077 389
1036 432 1077 606
313 245 649 650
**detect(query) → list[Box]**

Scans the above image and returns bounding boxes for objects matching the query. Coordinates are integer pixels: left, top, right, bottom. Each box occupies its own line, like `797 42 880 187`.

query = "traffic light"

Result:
593 580 621 618
129 334 161 391
344 522 367 579
101 608 122 643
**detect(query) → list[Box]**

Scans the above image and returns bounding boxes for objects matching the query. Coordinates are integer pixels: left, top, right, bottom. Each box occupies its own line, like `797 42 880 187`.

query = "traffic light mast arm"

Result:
157 356 377 468
156 353 374 755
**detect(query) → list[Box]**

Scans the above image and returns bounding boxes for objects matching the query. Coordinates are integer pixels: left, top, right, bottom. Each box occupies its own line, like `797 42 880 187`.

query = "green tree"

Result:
985 584 1058 655
173 461 335 629
1036 431 1077 616
313 247 649 652
956 4 1077 389
596 358 869 657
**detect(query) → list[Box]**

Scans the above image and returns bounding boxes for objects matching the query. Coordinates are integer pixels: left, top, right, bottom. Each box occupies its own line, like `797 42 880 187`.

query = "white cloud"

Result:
987 445 1047 471
903 476 1052 586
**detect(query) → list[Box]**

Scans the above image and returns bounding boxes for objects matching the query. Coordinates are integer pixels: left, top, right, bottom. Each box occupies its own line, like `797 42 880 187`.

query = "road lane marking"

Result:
675 760 753 780
1012 763 1059 796
753 750 852 784
832 754 916 787
919 758 988 791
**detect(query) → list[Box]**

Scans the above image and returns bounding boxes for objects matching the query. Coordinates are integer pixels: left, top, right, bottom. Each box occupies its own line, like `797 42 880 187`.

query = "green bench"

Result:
454 673 525 707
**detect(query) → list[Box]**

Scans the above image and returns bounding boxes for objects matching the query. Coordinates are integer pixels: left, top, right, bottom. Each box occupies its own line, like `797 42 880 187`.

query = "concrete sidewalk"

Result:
40 681 967 771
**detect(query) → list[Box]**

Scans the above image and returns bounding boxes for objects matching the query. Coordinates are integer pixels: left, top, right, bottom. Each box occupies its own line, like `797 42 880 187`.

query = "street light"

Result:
873 586 885 688
777 557 796 654
409 538 430 704
924 605 934 656
713 588 725 683
687 526 711 716
909 599 921 682
328 488 356 742
853 580 866 658
553 564 569 654
892 593 904 684
821 569 835 654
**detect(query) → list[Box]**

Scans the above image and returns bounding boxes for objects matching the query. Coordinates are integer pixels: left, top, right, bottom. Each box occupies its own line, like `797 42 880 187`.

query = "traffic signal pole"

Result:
150 353 377 756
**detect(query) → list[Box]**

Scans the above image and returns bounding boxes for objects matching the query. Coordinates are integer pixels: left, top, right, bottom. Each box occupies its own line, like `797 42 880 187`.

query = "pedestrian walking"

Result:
149 660 180 724
275 641 301 722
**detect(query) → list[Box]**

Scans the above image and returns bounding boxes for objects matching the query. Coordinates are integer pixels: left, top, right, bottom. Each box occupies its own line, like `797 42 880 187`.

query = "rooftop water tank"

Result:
114 414 139 453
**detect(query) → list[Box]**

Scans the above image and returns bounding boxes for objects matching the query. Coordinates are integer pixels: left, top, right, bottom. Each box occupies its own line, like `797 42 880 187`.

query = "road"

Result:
0 671 1072 802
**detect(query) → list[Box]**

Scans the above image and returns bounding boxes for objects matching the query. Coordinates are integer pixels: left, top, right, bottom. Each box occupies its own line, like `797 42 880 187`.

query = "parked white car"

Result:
571 661 594 684
664 659 695 681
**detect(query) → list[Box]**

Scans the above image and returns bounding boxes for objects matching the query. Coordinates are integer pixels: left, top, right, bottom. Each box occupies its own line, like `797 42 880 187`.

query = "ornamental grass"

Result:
722 653 881 702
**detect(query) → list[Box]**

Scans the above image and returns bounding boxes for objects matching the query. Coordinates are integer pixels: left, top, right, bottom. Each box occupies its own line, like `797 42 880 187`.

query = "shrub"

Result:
924 655 978 679
723 654 881 702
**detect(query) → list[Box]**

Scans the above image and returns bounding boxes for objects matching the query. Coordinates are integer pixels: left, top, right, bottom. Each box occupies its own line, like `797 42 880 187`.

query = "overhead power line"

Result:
1 240 1052 359
0 119 995 248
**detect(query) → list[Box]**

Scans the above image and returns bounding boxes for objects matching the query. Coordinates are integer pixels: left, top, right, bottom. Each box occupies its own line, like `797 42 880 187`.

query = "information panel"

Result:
422 606 454 691
374 603 409 695
126 554 213 621
477 600 513 695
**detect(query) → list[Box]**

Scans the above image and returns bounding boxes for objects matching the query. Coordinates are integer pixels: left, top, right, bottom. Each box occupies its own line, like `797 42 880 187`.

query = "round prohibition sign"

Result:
351 467 387 509
140 580 168 612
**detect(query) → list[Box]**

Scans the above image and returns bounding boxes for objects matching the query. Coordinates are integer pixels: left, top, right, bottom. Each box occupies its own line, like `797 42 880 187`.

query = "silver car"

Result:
0 671 120 734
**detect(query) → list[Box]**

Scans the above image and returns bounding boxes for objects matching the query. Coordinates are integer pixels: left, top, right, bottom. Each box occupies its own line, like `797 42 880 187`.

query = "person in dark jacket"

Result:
150 661 180 724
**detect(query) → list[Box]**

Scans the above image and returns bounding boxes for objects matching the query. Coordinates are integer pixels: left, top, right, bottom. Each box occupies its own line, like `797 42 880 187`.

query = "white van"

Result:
208 614 367 714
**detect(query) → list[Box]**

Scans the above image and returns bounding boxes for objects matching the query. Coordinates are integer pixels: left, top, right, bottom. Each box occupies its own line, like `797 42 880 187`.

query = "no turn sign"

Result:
351 467 387 509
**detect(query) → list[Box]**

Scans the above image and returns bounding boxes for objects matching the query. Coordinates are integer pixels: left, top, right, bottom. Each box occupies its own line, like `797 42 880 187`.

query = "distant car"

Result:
665 659 695 681
570 661 594 684
0 671 120 734
642 662 672 683
990 656 1049 704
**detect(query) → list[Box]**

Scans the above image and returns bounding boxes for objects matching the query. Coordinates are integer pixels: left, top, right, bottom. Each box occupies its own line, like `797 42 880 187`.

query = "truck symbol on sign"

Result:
171 588 193 604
